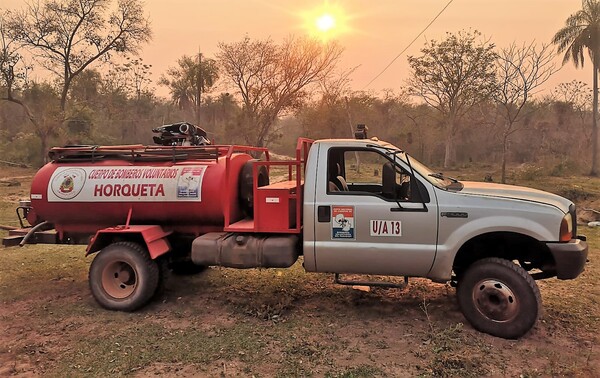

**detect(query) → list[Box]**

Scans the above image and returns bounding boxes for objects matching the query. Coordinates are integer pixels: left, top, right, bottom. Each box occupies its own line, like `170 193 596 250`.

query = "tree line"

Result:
0 0 598 182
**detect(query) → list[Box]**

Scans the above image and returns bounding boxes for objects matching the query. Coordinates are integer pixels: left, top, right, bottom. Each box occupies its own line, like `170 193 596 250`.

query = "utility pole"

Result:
196 48 202 126
344 96 361 173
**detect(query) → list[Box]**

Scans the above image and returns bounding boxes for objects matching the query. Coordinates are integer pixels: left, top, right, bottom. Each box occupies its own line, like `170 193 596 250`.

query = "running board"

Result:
2 235 24 247
334 273 408 289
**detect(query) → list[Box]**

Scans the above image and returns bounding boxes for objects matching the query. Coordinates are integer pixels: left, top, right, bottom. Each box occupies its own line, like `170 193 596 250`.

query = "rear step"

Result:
2 235 24 247
7 228 29 237
2 226 58 247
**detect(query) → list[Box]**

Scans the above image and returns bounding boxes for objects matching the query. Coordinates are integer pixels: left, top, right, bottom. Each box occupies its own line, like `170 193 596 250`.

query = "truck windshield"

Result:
405 154 458 189
373 143 457 189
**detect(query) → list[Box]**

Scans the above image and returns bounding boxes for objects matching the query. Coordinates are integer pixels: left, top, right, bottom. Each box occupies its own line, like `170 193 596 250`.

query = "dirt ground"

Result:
1 166 599 377
1 255 598 378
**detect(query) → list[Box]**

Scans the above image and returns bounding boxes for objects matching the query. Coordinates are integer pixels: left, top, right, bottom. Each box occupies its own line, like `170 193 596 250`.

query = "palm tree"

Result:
159 54 219 125
553 0 600 176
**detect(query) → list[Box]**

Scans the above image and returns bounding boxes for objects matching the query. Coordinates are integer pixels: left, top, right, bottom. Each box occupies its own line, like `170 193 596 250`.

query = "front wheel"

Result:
456 257 541 339
89 242 159 311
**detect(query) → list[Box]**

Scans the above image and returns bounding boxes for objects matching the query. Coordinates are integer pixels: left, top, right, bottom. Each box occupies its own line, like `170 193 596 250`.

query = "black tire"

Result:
89 242 159 311
456 257 541 339
154 257 171 298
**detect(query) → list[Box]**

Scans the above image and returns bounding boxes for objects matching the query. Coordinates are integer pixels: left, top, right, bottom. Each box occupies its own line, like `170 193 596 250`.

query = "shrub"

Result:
0 132 42 166
550 159 580 177
515 164 545 181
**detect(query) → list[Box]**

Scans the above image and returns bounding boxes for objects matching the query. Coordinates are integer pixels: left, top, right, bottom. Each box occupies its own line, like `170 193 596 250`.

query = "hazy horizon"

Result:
2 0 591 99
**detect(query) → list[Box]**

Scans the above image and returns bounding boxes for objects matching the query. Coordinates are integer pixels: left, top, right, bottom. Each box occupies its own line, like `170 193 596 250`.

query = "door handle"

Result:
317 206 330 222
390 204 428 212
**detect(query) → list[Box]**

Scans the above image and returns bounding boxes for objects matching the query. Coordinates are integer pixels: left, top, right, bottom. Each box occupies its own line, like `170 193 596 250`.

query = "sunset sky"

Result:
2 0 591 98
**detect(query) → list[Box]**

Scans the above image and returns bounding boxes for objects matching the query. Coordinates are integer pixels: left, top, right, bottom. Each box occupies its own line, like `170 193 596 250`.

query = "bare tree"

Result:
318 66 358 143
408 30 497 168
319 67 355 107
123 57 152 101
554 80 592 105
0 15 33 104
0 17 25 100
553 80 592 126
5 0 151 111
404 104 433 161
493 42 558 183
0 14 50 162
0 22 62 164
217 36 343 147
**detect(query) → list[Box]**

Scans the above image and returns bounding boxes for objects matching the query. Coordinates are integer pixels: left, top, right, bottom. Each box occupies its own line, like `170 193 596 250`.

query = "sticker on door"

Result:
332 206 355 240
370 220 402 237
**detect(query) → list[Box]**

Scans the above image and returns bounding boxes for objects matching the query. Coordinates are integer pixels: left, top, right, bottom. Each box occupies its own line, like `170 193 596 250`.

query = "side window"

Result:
327 149 413 201
345 150 388 186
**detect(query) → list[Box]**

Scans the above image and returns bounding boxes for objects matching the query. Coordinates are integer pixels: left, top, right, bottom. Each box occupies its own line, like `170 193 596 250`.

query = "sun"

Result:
301 3 349 41
316 13 336 32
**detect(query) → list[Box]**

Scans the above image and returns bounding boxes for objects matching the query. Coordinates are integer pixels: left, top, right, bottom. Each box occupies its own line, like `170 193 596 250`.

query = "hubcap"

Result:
472 279 519 322
101 261 137 299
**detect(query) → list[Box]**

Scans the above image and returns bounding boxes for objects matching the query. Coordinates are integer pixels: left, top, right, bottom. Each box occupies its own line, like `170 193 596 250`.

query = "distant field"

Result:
0 166 598 377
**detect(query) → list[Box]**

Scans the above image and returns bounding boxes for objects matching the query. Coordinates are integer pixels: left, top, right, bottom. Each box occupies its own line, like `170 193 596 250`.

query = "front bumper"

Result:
546 237 588 279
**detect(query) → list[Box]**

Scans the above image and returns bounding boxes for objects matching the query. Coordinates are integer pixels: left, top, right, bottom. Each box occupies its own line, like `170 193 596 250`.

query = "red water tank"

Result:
28 149 253 239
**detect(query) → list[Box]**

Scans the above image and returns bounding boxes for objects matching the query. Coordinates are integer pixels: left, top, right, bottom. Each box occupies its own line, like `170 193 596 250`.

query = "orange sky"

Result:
2 0 591 98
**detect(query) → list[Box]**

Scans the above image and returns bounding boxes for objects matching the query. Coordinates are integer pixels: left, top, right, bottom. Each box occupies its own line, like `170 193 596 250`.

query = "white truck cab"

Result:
302 137 587 338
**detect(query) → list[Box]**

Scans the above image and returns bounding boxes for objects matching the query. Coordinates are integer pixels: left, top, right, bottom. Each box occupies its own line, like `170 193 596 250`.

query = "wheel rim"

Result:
472 279 519 322
101 260 138 299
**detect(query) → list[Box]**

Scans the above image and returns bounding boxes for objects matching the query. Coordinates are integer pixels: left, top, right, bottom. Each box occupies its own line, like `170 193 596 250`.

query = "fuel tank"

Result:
27 148 253 237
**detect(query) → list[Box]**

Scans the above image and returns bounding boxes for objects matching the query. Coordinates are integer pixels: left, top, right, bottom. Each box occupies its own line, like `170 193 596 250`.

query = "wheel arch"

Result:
86 225 172 259
452 231 554 278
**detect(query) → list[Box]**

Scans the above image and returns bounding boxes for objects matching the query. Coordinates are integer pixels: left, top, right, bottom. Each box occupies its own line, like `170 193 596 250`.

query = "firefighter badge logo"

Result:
51 168 86 200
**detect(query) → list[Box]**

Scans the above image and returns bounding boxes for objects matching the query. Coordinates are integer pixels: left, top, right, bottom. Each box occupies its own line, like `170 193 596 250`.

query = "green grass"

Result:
0 244 87 301
324 365 384 378
1 167 599 377
1 231 598 377
55 322 264 376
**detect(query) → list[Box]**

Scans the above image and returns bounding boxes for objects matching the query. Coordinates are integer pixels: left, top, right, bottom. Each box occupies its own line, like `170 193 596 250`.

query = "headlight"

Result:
560 213 573 242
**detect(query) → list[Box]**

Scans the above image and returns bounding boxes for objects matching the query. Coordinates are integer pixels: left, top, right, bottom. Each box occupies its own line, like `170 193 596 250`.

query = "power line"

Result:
362 0 455 90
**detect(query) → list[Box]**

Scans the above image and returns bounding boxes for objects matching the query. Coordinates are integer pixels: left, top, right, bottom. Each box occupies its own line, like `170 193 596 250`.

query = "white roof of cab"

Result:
314 138 402 151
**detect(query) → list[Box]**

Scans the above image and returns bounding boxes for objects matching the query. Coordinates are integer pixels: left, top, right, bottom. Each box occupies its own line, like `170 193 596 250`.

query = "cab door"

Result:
313 147 438 277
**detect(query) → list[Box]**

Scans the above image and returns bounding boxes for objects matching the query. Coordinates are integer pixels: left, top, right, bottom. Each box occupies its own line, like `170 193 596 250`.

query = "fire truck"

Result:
3 123 588 339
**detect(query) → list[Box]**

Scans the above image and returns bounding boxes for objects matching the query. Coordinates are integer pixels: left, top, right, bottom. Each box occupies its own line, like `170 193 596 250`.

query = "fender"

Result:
86 225 172 259
428 215 556 282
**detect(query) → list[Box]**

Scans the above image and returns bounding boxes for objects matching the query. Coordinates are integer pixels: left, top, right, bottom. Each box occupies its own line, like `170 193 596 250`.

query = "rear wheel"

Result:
457 257 541 339
89 242 159 311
